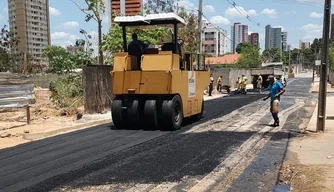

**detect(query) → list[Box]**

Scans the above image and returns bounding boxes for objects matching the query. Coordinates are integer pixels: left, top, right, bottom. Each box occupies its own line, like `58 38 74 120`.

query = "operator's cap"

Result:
267 75 275 81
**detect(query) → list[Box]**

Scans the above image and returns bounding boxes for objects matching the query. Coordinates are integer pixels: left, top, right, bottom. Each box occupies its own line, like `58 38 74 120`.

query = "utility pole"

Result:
197 0 203 70
317 0 331 132
288 47 291 75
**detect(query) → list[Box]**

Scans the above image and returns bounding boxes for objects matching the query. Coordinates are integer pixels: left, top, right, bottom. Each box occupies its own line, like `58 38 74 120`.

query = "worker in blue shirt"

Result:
263 75 286 127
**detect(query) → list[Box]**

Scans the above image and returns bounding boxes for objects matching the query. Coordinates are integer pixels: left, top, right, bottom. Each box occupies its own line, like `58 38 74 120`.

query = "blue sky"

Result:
0 0 326 53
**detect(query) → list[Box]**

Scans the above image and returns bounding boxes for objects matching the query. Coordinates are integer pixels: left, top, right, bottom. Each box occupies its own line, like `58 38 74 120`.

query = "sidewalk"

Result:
311 76 334 93
279 93 334 190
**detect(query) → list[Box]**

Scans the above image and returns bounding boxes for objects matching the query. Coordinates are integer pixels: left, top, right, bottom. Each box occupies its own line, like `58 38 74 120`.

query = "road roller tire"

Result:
111 98 124 129
143 100 158 129
126 99 140 129
162 95 183 130
191 100 204 121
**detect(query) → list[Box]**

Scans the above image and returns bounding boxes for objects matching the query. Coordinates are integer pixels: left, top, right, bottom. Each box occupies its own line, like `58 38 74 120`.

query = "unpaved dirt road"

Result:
0 76 314 192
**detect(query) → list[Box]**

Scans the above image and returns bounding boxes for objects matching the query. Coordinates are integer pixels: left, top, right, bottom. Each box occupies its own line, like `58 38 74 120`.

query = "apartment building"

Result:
67 45 84 55
265 25 282 50
248 33 259 48
281 31 288 51
202 20 227 56
230 22 248 53
109 0 142 19
8 0 51 69
299 40 311 50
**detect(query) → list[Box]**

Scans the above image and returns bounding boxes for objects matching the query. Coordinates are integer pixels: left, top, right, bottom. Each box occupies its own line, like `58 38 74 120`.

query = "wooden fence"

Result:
0 73 35 124
83 65 113 114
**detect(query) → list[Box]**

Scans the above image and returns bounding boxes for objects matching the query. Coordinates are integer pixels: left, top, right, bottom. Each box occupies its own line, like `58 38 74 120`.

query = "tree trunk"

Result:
98 20 104 65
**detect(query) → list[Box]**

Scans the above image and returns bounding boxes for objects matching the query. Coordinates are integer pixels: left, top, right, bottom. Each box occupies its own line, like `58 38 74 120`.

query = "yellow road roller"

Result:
111 13 210 130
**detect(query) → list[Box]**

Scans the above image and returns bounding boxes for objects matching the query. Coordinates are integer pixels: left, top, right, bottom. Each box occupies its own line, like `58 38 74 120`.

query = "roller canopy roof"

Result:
114 13 186 28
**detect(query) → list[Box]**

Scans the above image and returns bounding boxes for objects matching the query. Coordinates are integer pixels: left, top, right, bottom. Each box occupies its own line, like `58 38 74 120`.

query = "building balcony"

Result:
203 40 217 45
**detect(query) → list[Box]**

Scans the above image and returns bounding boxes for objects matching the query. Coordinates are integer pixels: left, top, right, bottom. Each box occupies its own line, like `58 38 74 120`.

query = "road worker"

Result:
263 75 286 127
257 74 263 92
217 76 222 92
236 76 241 93
241 74 248 94
209 74 214 96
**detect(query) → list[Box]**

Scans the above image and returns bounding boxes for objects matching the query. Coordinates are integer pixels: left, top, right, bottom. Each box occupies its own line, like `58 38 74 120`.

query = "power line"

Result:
201 14 233 42
175 2 233 42
225 0 261 27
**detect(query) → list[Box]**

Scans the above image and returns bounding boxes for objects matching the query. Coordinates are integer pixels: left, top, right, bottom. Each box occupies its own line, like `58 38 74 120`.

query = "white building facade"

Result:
202 20 228 56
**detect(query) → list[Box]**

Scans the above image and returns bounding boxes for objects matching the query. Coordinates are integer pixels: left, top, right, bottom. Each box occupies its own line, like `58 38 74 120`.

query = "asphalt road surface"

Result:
0 75 314 192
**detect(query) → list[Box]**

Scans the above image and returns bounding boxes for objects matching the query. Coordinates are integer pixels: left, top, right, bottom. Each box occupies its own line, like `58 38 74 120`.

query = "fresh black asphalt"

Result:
0 77 313 192
0 92 265 192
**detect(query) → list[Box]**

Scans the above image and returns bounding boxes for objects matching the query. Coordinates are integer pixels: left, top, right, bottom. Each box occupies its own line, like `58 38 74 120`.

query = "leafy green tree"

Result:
43 46 74 74
329 44 334 70
102 9 198 64
311 38 322 54
79 29 94 53
75 39 86 47
236 46 261 68
262 48 281 62
178 8 198 53
0 25 19 72
70 0 105 65
102 25 170 52
235 42 254 54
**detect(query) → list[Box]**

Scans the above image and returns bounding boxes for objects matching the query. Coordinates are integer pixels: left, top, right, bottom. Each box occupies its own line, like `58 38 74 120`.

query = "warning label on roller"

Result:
188 71 196 97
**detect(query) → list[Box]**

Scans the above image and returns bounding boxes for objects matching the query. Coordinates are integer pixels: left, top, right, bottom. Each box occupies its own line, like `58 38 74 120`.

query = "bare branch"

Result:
84 0 101 21
69 0 98 21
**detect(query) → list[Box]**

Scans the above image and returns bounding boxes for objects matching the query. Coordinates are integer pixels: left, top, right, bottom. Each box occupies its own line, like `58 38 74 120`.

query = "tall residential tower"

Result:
248 33 259 49
265 25 282 50
230 22 248 53
8 0 51 69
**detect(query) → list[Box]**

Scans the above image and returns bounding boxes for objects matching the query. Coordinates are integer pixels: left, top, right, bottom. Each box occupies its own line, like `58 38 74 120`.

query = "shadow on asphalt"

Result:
21 130 301 192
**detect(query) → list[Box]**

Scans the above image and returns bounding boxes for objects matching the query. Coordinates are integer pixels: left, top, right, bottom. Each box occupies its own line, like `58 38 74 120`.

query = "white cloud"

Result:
203 5 215 13
51 32 79 47
273 25 285 31
310 12 322 18
209 16 230 25
58 21 80 29
261 8 278 18
300 23 323 40
49 7 61 16
225 6 257 18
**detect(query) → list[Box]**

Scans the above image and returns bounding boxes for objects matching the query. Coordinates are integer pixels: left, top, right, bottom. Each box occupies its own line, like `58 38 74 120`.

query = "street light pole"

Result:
317 0 331 132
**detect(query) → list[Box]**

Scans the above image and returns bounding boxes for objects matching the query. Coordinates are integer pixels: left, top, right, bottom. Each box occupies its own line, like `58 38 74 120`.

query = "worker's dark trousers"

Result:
209 83 213 96
271 113 279 122
217 84 221 92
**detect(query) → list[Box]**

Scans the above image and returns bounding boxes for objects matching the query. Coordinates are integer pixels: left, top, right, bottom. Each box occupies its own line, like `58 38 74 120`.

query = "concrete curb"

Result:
21 119 111 140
